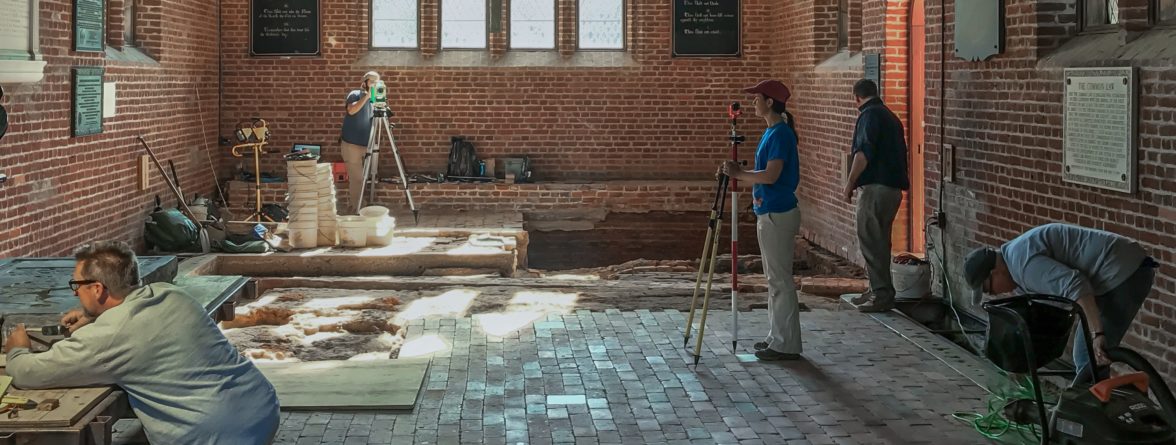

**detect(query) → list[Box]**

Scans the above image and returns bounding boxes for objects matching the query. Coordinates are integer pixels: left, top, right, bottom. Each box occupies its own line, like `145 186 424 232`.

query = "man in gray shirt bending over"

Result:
4 241 280 444
963 223 1158 382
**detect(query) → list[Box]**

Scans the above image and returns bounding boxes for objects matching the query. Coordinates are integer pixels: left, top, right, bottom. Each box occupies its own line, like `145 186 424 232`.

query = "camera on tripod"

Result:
369 80 389 111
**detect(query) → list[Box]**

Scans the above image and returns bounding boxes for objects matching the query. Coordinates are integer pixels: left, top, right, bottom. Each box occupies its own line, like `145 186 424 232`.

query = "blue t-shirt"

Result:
751 121 799 215
341 90 373 146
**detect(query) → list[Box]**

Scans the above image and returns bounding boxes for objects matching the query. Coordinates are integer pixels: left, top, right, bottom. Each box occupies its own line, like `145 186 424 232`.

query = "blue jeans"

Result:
1072 258 1157 382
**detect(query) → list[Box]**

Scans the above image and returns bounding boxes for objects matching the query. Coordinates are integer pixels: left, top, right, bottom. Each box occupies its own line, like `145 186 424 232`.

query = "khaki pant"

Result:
341 141 376 213
855 184 903 303
757 208 802 354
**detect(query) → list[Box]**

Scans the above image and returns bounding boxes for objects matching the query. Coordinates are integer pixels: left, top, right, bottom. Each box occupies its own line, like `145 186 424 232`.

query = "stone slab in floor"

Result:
258 359 429 411
269 307 996 444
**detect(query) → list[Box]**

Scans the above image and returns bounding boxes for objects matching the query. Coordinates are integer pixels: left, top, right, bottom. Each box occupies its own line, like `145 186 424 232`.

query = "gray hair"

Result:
73 241 141 297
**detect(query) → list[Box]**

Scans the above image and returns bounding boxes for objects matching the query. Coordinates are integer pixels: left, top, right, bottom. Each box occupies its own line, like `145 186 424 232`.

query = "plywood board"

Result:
257 359 429 411
0 386 111 427
0 257 176 315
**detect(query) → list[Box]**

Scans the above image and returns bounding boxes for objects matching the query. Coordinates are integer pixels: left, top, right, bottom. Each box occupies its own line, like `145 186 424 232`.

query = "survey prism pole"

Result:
727 103 745 352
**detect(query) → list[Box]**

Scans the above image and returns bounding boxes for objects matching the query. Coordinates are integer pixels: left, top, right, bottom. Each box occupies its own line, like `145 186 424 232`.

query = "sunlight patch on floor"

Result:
399 334 449 357
394 289 479 324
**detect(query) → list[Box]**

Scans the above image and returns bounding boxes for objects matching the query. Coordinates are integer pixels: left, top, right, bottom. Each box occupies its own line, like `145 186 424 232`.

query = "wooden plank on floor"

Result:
0 387 112 427
257 358 429 411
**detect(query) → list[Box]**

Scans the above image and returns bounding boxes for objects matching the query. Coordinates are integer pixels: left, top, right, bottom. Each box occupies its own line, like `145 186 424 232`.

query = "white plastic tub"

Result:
368 216 396 246
337 216 368 247
288 227 318 249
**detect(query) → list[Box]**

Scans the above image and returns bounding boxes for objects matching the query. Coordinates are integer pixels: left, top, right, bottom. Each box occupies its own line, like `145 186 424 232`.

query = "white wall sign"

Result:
1062 67 1137 193
0 0 46 83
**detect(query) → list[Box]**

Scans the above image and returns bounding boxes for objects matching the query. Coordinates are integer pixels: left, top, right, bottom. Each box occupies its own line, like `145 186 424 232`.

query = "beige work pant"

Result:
757 207 802 354
341 141 377 213
855 184 903 303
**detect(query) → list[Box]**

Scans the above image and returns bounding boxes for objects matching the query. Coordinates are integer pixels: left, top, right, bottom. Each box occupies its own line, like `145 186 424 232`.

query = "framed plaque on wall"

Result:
250 0 321 56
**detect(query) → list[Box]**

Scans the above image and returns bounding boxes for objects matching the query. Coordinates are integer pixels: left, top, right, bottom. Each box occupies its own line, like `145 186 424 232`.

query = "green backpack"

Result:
145 198 199 252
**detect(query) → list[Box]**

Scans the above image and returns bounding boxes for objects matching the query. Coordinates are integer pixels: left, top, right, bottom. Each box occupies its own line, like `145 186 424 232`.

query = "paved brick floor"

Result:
268 307 992 445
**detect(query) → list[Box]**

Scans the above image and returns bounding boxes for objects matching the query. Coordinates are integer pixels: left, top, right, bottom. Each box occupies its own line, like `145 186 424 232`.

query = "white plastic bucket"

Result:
289 227 317 249
368 216 396 246
892 260 931 300
289 189 318 200
317 227 337 246
287 207 317 221
337 216 368 247
359 206 390 218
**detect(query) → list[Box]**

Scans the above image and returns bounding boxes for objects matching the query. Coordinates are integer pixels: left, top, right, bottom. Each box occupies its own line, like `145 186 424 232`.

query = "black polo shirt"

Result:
851 97 910 190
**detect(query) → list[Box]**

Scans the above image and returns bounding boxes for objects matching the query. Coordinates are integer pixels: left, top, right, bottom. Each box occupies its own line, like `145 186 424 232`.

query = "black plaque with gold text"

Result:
72 67 103 137
250 0 320 56
74 0 105 52
672 0 740 57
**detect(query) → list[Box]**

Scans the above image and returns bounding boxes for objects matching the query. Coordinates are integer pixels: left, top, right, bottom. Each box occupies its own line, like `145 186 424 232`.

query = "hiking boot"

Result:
755 349 801 361
753 341 769 351
858 299 895 313
849 290 874 305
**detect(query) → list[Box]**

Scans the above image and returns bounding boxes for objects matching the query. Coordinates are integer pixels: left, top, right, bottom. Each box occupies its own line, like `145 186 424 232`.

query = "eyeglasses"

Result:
68 279 98 292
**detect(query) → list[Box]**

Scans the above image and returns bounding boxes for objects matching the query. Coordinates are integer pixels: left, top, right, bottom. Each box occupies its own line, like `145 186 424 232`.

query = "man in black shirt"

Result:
844 79 911 312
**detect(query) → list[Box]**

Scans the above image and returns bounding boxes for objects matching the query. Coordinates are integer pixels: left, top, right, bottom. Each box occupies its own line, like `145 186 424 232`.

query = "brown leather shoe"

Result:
858 299 895 313
849 290 874 305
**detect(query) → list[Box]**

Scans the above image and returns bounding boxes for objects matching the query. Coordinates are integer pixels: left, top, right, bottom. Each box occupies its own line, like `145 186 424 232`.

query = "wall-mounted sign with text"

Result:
1062 67 1138 194
250 0 320 56
672 0 740 57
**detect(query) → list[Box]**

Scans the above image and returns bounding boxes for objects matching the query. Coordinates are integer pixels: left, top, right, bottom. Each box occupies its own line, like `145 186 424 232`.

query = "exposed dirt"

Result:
222 258 859 362
221 291 406 362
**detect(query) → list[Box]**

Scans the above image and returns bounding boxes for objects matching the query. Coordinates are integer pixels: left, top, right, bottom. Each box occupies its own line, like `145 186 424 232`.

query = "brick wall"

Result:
921 0 1176 382
217 0 779 181
0 0 218 258
774 0 914 266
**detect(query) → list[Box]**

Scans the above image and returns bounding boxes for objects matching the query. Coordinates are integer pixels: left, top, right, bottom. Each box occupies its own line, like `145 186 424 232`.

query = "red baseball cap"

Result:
743 80 791 104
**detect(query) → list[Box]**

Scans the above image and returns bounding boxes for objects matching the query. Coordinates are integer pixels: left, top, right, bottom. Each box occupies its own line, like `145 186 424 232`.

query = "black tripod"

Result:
358 106 418 223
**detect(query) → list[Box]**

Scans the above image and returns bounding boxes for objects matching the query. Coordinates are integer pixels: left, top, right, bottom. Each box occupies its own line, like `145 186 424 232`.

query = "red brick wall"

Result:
217 0 779 181
775 0 913 266
921 0 1176 381
0 0 218 258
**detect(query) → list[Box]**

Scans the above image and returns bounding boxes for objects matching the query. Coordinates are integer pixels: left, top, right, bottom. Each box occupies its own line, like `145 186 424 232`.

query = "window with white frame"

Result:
578 0 623 49
511 0 555 49
442 0 487 48
372 0 418 48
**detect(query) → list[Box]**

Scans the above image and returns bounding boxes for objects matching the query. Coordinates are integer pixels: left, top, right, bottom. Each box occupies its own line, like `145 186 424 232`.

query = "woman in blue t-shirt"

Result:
721 79 802 361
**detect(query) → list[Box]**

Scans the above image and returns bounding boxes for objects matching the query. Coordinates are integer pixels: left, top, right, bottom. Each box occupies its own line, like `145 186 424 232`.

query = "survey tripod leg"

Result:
382 117 417 223
683 174 729 361
357 115 419 223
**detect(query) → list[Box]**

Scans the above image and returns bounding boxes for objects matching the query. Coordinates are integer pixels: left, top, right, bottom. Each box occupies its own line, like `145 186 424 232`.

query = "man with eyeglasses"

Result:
963 223 1159 383
3 241 279 444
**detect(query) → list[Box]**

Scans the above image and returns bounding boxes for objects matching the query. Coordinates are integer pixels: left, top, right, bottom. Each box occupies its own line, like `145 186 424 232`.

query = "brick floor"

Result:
268 307 992 445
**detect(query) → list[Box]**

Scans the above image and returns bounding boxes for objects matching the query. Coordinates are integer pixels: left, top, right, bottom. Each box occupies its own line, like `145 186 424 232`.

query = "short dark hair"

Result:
74 241 141 297
853 79 878 99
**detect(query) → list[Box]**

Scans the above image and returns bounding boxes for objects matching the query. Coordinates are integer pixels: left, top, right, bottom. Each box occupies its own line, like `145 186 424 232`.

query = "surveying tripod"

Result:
357 106 418 223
